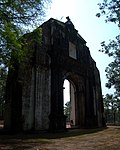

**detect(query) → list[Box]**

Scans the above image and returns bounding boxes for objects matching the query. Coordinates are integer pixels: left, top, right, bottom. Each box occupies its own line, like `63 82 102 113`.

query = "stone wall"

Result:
4 18 105 132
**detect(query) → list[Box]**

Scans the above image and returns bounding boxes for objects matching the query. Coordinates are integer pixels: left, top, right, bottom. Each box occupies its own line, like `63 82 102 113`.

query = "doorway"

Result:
63 79 76 128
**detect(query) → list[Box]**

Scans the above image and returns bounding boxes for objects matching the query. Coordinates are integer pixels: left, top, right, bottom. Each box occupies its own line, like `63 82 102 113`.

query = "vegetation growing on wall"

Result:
0 0 50 119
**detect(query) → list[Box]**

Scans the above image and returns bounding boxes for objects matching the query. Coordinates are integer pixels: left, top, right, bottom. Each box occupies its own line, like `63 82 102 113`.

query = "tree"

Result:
0 0 50 67
96 0 120 97
103 94 120 124
0 67 7 119
0 0 50 119
64 101 71 121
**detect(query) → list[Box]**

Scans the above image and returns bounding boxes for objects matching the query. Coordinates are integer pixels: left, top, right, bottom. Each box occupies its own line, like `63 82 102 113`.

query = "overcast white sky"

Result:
44 0 119 102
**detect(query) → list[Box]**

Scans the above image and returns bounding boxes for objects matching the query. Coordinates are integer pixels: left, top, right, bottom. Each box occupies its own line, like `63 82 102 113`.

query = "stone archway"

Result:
4 18 105 132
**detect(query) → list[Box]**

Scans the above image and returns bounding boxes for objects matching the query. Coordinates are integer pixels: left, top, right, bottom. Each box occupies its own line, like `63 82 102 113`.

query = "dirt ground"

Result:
0 126 120 150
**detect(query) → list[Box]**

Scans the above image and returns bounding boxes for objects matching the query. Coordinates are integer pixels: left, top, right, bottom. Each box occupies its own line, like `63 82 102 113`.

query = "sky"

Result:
44 0 119 102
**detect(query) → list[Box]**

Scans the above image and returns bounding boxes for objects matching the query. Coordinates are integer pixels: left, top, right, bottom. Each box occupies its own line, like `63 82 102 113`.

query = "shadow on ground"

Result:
1 127 119 150
0 127 107 139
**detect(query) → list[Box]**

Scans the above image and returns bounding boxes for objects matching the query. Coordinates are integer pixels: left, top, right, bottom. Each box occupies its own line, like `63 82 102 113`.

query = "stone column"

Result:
49 67 66 132
77 90 85 128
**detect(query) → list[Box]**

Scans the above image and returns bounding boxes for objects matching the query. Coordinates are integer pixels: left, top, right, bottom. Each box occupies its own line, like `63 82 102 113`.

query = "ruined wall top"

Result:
41 17 87 45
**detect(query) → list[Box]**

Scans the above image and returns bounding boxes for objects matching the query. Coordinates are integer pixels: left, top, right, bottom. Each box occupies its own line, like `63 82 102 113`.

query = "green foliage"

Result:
103 94 120 124
100 36 120 96
97 0 120 97
0 0 50 67
0 67 7 119
19 27 42 67
0 0 50 118
96 0 120 27
64 101 71 121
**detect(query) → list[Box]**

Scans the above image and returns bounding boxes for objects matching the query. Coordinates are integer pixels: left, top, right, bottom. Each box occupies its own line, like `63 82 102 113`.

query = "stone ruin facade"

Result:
4 18 105 132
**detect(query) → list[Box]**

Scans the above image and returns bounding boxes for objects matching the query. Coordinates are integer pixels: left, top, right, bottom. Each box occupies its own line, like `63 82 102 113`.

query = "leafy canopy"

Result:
0 0 50 116
0 0 50 67
96 0 120 97
103 93 120 124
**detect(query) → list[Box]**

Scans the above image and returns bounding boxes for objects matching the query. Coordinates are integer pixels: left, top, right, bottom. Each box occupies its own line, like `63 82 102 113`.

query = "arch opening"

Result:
63 79 76 128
